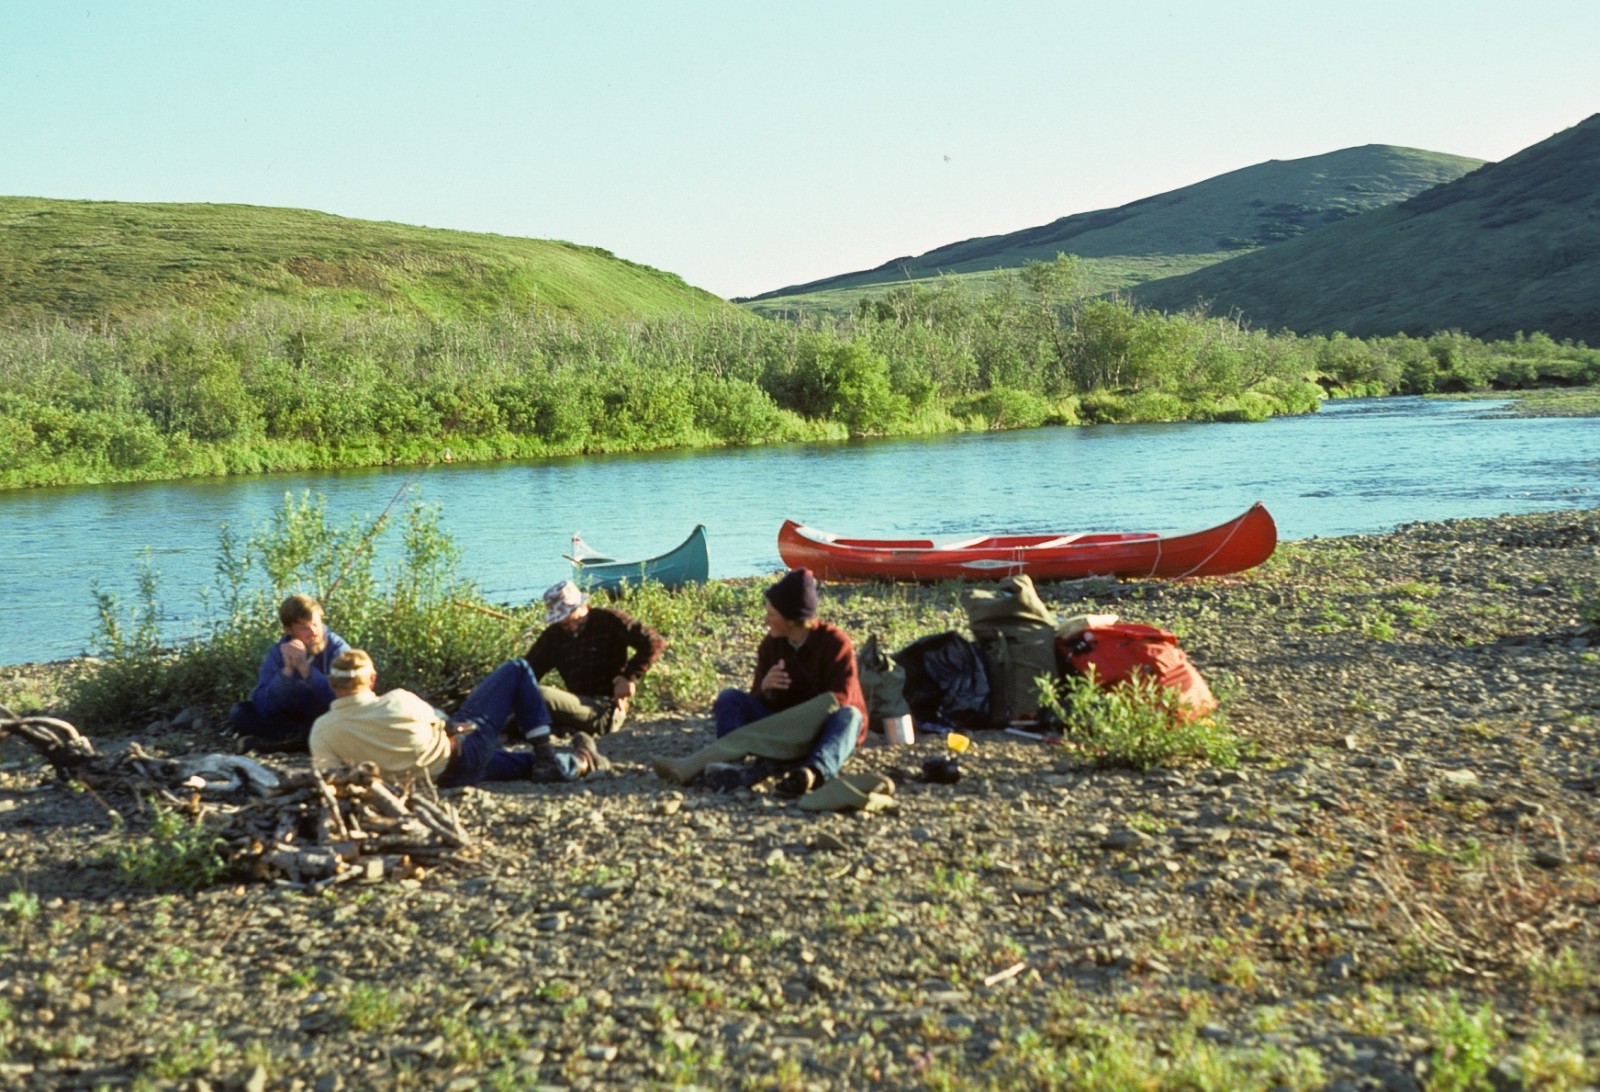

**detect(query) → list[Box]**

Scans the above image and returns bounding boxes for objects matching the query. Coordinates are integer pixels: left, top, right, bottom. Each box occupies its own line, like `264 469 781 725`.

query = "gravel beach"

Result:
2 507 1597 1090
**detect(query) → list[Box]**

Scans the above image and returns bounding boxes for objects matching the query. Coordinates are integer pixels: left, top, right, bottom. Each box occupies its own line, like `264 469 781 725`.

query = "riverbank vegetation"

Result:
3 257 1597 490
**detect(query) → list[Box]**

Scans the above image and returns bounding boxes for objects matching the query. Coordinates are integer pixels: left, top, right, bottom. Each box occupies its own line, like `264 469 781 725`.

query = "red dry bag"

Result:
1059 623 1218 721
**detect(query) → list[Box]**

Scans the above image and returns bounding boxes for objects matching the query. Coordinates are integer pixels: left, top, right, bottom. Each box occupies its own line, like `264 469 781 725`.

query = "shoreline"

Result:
1 506 1597 1088
2 386 1596 495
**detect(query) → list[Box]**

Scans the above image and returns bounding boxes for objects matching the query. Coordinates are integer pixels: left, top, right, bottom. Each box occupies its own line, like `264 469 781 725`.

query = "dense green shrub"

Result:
1 276 1594 489
1044 669 1246 771
69 492 517 730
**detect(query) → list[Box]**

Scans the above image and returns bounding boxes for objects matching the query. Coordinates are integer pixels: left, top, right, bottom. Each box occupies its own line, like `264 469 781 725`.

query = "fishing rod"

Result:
324 415 465 605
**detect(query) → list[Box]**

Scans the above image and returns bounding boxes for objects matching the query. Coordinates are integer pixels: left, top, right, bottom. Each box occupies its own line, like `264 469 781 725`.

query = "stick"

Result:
453 599 516 621
984 961 1027 987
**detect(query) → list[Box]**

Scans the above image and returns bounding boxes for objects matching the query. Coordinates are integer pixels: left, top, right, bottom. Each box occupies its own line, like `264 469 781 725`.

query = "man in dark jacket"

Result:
523 581 665 736
229 593 350 753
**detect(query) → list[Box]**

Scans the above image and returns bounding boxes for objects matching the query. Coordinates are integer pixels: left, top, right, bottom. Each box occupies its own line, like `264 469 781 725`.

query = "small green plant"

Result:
146 1023 225 1080
536 978 576 1004
1414 991 1502 1092
1578 581 1600 626
343 983 406 1033
995 1000 1327 1089
4 890 41 923
1124 810 1165 835
111 806 231 890
930 866 977 897
1043 668 1245 770
432 1007 526 1066
1528 946 1592 996
1361 610 1397 641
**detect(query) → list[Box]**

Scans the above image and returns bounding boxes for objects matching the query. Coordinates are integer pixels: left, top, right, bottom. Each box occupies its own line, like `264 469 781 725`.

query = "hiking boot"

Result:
702 763 749 792
774 765 820 799
572 732 612 777
703 757 787 792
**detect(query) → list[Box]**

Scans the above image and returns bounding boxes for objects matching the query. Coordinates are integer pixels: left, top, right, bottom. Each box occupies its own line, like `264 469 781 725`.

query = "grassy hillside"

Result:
0 197 736 326
1128 115 1600 342
742 145 1482 318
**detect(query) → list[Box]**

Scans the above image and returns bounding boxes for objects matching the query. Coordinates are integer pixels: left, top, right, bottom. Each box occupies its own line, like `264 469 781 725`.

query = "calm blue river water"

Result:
1 397 1595 665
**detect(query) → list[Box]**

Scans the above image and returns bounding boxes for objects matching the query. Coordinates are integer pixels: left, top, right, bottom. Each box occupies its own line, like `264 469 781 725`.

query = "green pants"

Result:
540 684 626 737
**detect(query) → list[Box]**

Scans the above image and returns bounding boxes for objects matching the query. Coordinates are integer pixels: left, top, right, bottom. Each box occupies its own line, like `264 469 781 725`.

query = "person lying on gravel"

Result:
522 580 665 737
309 649 609 787
228 593 350 754
659 568 867 796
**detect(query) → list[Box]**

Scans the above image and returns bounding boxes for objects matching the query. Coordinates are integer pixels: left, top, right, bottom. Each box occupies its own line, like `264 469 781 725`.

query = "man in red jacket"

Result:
709 567 868 796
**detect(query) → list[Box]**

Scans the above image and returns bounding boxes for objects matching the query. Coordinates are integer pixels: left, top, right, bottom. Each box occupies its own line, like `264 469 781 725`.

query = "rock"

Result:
1100 827 1153 851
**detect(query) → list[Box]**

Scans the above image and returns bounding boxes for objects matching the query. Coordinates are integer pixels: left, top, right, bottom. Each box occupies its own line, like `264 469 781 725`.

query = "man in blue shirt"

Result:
229 593 349 753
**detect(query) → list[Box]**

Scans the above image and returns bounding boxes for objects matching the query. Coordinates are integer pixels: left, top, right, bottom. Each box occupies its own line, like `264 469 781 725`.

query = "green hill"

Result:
1128 115 1600 342
0 197 735 326
742 145 1482 317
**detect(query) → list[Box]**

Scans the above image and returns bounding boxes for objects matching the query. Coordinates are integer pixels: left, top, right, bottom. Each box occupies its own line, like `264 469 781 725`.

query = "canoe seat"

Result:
1032 535 1086 549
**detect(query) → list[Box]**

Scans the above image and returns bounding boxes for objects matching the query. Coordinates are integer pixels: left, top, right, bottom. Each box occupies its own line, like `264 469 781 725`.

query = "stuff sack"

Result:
856 633 911 726
962 574 1059 726
895 631 991 729
1059 622 1218 721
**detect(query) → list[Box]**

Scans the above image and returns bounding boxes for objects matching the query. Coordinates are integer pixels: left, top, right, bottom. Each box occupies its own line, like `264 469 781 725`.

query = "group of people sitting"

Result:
226 568 869 796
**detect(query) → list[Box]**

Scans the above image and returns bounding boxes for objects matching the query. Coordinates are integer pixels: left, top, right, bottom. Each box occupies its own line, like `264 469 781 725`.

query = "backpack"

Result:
1058 622 1218 721
895 631 992 729
855 634 911 725
961 574 1060 726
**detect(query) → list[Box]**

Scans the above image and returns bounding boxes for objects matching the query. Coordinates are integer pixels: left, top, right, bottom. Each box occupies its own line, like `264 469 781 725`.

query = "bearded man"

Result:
229 593 350 753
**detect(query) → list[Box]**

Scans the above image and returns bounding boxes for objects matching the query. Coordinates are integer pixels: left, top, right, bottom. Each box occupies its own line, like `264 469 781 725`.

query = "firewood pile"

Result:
2 704 480 890
232 764 480 890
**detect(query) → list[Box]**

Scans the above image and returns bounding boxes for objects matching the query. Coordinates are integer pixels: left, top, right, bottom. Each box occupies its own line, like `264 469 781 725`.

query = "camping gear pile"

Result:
856 574 1217 737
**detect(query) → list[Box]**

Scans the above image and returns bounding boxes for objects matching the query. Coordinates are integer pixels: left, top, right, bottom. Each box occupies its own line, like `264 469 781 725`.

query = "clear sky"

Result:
2 1 1595 300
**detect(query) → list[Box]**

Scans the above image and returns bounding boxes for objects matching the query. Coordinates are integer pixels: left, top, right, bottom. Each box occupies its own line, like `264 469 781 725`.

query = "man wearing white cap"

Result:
523 581 666 736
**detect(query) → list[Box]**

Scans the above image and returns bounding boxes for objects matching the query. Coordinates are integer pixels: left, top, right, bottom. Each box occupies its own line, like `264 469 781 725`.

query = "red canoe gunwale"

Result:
776 502 1277 583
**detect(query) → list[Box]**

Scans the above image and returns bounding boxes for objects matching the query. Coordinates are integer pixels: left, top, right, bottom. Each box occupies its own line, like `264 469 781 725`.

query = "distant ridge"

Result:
1127 115 1600 342
745 144 1482 304
0 197 735 327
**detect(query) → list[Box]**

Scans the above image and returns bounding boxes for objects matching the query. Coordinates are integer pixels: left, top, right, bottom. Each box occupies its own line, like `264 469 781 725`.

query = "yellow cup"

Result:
946 732 971 754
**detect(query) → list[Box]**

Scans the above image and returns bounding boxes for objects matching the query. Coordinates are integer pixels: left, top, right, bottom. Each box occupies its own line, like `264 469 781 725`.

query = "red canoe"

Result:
777 502 1277 583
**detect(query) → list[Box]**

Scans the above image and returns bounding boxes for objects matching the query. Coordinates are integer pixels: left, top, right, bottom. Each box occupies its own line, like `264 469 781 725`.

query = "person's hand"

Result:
760 659 791 694
281 639 310 677
613 675 636 702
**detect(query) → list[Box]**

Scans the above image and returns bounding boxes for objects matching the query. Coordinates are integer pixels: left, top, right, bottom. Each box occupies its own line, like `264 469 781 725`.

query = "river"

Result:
1 397 1595 665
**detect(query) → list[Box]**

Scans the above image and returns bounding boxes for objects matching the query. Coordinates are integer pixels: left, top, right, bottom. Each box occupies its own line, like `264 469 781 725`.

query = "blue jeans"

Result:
441 660 577 786
711 688 863 781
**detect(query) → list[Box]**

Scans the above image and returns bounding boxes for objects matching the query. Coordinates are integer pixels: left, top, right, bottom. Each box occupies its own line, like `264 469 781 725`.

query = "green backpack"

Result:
855 633 911 724
961 574 1060 726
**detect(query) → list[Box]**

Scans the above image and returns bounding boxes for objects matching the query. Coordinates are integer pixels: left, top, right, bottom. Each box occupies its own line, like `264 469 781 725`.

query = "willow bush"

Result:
69 492 517 731
2 267 1597 489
